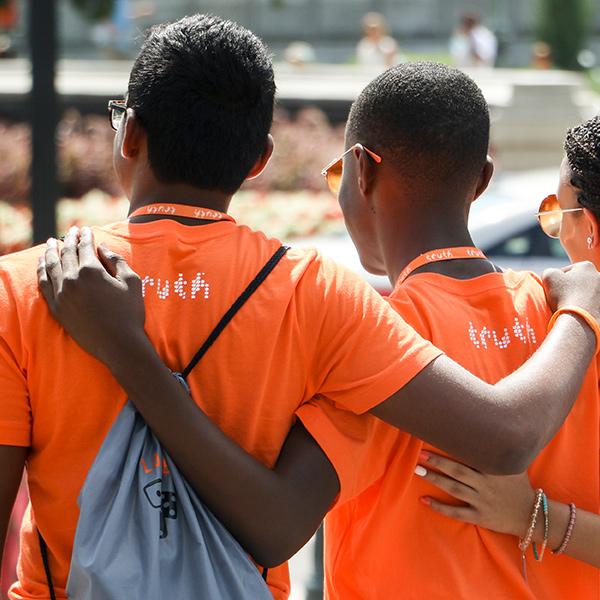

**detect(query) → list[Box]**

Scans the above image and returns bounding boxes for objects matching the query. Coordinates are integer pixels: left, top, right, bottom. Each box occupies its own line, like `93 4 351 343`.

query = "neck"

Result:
127 179 232 216
383 217 477 286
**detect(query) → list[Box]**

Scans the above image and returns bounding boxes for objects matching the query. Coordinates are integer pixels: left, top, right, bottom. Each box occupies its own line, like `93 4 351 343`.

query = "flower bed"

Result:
0 107 346 255
0 189 345 255
0 107 344 202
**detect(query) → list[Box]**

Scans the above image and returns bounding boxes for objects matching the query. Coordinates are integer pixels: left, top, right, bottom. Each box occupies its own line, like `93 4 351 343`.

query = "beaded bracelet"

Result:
552 503 577 556
532 492 549 561
519 489 544 581
548 306 600 355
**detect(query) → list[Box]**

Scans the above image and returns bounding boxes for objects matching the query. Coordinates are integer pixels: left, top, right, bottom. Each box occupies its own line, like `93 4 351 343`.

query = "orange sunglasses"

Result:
536 194 584 238
321 143 382 196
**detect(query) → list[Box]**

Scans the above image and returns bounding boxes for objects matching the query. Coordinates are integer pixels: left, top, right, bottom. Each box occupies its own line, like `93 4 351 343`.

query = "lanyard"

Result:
396 246 489 286
128 203 236 223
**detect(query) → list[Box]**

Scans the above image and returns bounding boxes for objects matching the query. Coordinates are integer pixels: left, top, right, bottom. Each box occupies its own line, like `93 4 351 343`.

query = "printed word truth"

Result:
468 316 538 350
141 272 210 300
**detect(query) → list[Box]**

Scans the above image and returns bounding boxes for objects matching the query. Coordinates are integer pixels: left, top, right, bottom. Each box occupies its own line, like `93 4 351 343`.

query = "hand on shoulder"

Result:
38 226 147 367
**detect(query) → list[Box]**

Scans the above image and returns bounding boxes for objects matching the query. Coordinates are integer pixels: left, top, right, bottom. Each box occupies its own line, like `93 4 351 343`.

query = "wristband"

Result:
532 492 549 561
519 489 544 581
548 306 600 355
552 503 577 556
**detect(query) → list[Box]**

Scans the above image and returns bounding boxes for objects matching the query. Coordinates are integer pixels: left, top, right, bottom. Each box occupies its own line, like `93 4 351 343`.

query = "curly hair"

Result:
564 115 600 216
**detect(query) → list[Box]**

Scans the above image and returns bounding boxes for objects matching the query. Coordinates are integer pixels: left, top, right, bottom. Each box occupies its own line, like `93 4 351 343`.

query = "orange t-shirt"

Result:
0 218 442 600
298 270 600 599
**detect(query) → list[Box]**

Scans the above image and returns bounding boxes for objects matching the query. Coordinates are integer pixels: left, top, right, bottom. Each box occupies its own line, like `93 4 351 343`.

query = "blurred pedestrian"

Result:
283 41 316 67
92 0 155 59
450 12 497 68
532 41 553 69
356 12 399 68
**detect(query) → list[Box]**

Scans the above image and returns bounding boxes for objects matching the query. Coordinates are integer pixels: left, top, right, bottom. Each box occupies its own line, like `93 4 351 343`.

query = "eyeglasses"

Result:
107 99 127 131
321 143 382 196
536 193 584 238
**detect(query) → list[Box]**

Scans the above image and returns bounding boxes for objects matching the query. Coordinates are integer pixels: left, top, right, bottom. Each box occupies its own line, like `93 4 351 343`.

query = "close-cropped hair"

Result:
127 14 276 194
347 61 490 185
565 115 600 219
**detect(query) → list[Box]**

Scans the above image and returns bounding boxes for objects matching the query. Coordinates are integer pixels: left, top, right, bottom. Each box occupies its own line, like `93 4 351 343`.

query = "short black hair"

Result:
127 14 275 194
347 62 490 186
565 115 600 218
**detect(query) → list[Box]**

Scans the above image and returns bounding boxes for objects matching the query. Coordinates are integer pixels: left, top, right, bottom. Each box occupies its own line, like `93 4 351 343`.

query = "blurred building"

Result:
8 0 600 66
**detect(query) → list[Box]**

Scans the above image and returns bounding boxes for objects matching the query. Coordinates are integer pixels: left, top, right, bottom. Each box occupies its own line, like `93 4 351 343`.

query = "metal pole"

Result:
305 527 324 600
29 0 58 243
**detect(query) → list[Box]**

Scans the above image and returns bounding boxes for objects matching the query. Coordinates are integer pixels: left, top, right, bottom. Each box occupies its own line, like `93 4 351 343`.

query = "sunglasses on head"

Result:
536 194 584 238
321 143 382 196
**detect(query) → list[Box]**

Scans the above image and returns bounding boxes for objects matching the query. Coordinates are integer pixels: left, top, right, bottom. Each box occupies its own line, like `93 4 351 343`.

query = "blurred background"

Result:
1 1 600 598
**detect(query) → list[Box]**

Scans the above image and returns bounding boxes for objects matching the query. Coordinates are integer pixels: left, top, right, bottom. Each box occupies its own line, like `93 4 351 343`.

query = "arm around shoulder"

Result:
108 334 339 567
371 312 598 475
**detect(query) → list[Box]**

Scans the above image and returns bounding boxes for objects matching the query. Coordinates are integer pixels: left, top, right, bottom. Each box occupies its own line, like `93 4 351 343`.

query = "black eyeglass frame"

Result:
107 100 127 131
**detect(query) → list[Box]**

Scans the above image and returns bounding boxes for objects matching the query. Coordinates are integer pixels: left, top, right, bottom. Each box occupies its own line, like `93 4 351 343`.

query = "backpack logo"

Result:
143 478 178 539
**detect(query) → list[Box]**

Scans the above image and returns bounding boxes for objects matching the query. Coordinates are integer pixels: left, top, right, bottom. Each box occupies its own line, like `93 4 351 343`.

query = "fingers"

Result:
419 452 481 488
44 238 63 295
77 227 101 269
542 266 560 281
549 261 597 277
415 464 476 504
42 228 101 297
37 255 57 316
60 227 81 278
97 244 119 278
98 244 138 284
570 260 596 271
417 453 481 524
421 496 479 525
551 261 593 276
541 267 565 294
543 260 600 315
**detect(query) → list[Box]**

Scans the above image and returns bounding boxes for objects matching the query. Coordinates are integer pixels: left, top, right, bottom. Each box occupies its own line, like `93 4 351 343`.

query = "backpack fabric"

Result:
66 401 273 600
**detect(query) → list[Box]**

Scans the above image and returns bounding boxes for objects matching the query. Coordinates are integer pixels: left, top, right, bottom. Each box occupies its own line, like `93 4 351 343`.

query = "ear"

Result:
472 156 494 202
355 145 377 200
583 208 600 248
246 134 275 180
121 109 145 159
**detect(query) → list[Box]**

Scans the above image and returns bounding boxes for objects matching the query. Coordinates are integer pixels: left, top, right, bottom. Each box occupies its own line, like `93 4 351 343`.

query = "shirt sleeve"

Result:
296 399 405 505
0 267 31 447
301 254 443 415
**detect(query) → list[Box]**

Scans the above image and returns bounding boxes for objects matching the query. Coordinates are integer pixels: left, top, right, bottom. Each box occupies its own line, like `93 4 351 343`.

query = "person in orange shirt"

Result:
417 114 600 576
32 58 600 600
4 15 596 600
296 66 600 599
1 15 445 598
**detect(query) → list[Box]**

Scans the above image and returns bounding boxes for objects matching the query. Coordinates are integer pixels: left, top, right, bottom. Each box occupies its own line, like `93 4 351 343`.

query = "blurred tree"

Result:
537 0 593 70
69 0 115 21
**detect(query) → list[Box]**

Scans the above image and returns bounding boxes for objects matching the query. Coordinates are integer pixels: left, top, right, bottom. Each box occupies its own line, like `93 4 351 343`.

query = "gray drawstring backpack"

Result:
39 246 289 600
